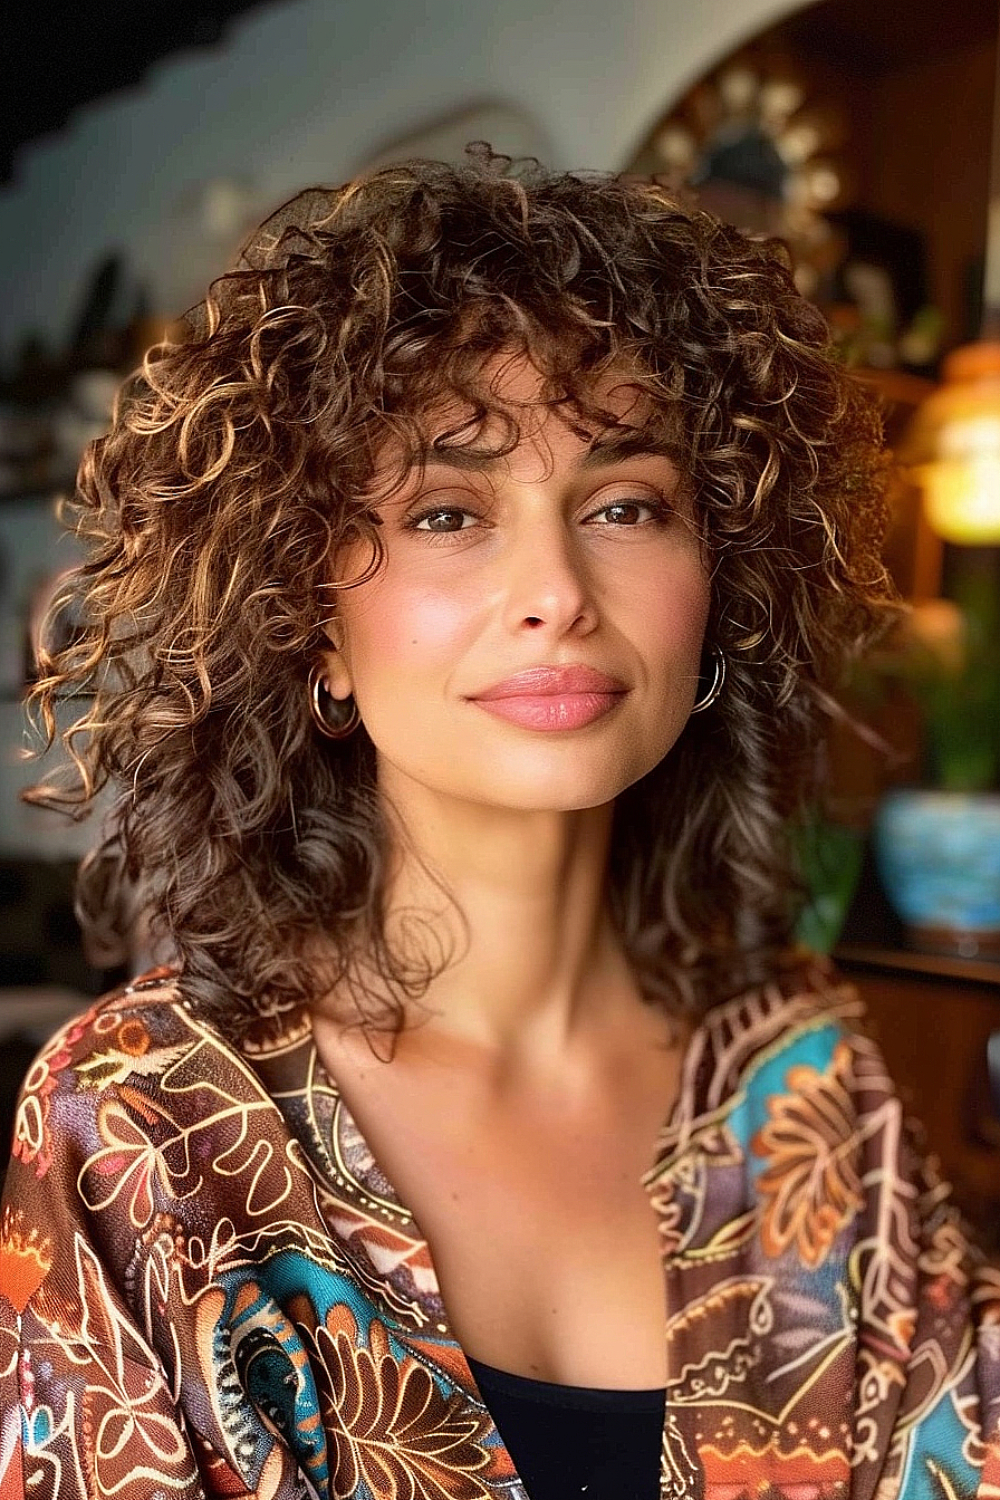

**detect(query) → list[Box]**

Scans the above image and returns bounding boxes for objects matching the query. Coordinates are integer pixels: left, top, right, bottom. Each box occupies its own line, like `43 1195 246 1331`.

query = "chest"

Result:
312 1021 682 1387
399 1109 671 1385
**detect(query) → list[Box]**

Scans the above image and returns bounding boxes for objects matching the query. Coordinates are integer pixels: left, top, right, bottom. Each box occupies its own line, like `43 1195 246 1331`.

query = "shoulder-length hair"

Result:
27 148 892 1030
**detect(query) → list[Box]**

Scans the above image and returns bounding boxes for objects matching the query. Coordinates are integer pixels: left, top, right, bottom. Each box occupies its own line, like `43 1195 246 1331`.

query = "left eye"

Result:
588 499 663 525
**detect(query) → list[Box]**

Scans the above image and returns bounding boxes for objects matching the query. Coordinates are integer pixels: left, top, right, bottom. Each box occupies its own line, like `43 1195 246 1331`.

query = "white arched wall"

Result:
0 0 804 356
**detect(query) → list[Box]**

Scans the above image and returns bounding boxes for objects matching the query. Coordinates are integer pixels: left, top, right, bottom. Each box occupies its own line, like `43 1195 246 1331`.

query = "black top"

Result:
466 1356 665 1500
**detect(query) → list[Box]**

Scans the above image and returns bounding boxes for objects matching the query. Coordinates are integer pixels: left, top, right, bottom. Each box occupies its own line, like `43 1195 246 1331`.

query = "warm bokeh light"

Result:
903 343 1000 544
917 456 1000 544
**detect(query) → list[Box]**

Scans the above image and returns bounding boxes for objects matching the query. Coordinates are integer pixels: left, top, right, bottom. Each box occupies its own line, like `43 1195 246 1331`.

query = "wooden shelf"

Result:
835 942 1000 990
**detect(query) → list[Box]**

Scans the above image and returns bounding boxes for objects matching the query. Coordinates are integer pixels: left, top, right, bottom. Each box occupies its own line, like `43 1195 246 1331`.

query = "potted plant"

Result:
864 571 1000 955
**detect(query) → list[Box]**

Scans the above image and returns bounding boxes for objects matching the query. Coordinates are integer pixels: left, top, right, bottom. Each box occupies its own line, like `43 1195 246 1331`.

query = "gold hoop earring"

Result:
689 647 726 714
308 665 361 739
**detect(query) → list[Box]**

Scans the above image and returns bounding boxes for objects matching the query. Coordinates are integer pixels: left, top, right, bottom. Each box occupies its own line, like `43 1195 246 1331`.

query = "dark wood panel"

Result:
837 952 1000 1246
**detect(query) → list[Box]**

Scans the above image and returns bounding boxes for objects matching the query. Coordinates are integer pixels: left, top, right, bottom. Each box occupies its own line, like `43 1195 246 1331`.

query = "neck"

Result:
357 762 636 1056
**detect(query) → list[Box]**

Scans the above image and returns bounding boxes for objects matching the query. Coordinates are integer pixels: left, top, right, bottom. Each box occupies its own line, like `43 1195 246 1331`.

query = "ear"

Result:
318 620 353 701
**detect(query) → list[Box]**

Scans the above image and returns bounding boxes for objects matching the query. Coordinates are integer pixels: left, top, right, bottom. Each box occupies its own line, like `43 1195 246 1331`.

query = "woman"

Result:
1 151 997 1500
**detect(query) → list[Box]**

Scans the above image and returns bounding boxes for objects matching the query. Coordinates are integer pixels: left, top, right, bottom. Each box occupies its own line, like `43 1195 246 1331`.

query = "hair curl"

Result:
26 147 893 1031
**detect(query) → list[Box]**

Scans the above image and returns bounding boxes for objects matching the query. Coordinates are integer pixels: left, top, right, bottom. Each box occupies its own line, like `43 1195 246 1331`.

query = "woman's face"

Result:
320 356 712 814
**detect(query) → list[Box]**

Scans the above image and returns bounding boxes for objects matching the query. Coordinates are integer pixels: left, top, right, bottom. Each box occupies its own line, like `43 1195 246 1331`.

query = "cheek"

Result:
342 574 480 685
629 562 711 666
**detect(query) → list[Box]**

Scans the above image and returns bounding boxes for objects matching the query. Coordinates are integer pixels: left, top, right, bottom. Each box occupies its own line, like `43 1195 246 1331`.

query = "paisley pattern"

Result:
1 966 998 1499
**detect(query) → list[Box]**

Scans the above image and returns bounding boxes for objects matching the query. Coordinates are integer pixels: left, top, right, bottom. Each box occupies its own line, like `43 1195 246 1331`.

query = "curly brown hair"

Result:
26 147 892 1030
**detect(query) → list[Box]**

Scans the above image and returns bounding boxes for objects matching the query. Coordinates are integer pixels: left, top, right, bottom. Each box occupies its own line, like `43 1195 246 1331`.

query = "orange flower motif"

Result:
0 1206 52 1313
751 1040 864 1268
116 1019 151 1057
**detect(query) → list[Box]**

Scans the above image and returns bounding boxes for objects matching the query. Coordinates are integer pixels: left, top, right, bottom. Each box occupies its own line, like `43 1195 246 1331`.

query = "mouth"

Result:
470 690 628 732
470 664 628 700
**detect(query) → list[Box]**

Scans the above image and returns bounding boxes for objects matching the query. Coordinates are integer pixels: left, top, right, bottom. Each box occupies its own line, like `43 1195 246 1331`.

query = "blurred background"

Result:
3 0 1000 1235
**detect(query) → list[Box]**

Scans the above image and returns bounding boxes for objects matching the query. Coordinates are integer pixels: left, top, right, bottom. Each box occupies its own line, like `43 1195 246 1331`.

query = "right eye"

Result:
407 507 479 533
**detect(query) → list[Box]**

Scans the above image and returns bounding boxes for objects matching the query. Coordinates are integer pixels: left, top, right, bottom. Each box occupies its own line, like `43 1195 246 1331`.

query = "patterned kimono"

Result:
1 965 998 1499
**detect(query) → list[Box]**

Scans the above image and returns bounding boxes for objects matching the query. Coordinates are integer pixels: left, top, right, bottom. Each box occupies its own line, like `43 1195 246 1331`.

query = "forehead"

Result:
364 351 679 494
420 351 655 433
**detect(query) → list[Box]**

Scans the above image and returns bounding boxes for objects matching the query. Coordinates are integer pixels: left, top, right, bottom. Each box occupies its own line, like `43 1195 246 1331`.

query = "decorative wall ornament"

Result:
624 54 849 299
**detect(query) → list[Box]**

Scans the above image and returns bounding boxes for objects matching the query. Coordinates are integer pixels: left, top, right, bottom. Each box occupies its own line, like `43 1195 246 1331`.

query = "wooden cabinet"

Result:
837 945 1000 1247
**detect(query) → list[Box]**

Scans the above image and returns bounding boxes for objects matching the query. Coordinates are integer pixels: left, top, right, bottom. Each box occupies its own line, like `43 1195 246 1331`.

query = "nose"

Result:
500 510 599 636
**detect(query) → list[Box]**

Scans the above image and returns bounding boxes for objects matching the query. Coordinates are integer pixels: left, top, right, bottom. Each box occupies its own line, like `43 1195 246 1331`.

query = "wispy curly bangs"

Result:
26 148 892 1028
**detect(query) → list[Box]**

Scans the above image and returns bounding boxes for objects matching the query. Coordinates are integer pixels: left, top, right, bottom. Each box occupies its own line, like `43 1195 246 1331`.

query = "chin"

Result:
375 724 673 812
456 760 652 813
495 787 622 813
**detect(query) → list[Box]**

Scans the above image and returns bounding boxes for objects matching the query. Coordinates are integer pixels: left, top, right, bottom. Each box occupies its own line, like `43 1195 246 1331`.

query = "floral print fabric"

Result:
1 966 998 1499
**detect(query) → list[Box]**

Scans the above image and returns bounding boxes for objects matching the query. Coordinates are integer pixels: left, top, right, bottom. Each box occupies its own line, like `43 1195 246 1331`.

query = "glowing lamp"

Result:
903 342 1000 545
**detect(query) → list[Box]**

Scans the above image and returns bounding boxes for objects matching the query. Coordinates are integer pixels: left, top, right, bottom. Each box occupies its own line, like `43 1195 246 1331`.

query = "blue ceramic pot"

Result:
873 789 1000 945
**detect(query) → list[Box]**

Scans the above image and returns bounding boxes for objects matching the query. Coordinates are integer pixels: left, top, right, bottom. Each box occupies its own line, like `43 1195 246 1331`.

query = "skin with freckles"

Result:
310 356 711 1387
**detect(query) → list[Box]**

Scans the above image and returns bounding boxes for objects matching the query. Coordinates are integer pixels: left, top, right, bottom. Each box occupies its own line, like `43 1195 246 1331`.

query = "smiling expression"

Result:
320 356 712 814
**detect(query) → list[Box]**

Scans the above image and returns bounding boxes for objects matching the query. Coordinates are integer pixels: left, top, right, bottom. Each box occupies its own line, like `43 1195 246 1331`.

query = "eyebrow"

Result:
416 430 684 473
579 431 683 469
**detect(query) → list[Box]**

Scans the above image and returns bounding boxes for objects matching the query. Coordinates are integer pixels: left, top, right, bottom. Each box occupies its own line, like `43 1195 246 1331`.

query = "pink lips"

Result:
468 665 628 731
472 665 627 699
